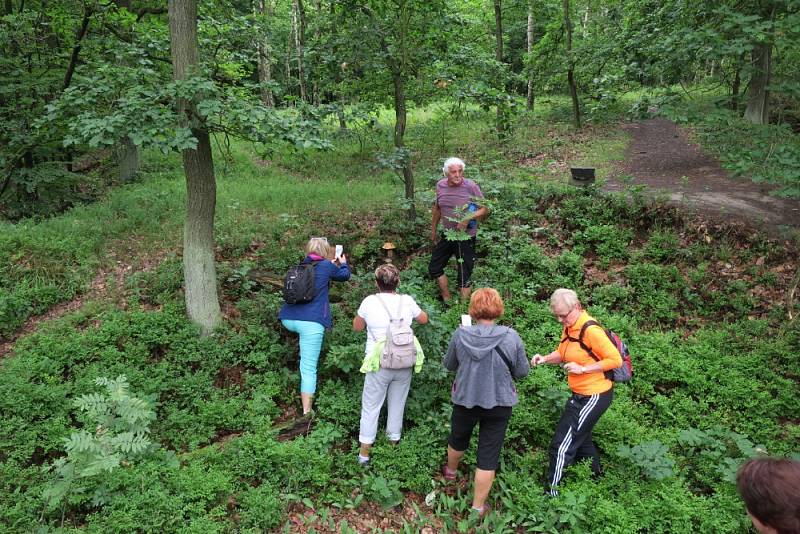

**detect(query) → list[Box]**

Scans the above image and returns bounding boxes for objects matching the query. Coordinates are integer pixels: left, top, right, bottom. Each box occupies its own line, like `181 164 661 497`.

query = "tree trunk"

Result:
494 0 503 63
581 5 588 37
168 0 221 336
291 0 307 102
731 52 745 111
116 136 139 182
493 0 505 134
526 1 534 111
114 0 141 182
392 71 415 220
4 0 13 15
563 0 581 129
255 0 274 107
311 0 321 105
744 42 771 125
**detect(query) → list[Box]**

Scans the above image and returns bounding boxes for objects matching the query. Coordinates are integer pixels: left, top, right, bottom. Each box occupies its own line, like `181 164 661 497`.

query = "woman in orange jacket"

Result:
532 288 622 496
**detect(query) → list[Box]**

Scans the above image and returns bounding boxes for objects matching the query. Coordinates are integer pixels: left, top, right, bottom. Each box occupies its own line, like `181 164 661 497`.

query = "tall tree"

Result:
255 0 275 107
113 0 140 183
744 40 772 124
168 0 221 335
526 0 535 110
744 2 778 124
341 0 449 219
494 0 506 133
562 0 581 128
291 0 307 101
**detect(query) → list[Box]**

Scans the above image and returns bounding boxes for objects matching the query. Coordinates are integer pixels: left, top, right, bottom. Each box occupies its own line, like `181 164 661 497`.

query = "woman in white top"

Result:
353 264 429 466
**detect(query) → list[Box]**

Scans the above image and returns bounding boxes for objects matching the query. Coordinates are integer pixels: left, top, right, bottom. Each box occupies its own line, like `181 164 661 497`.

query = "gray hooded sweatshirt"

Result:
443 324 530 409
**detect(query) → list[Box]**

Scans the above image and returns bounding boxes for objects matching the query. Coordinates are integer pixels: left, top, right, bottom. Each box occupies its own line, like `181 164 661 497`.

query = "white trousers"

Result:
358 367 413 444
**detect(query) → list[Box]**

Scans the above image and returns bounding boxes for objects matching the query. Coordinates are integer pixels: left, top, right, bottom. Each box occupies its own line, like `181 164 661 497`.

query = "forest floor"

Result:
607 118 800 236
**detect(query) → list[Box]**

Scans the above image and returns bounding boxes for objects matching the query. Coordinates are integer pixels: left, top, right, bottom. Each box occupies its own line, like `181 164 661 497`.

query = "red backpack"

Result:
562 320 632 383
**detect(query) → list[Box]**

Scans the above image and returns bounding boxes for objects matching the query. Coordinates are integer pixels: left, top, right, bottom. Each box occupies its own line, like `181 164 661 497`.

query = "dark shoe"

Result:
291 410 315 430
442 464 457 481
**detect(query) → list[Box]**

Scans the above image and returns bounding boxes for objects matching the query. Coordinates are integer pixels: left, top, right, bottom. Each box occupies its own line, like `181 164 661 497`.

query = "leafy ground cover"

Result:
1 102 799 532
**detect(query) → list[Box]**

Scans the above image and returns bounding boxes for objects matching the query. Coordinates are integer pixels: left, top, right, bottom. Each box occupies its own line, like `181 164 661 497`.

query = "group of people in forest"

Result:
277 157 800 530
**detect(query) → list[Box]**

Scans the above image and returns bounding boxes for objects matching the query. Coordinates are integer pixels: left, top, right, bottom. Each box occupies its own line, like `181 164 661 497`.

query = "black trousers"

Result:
428 236 477 288
448 404 512 471
546 388 613 495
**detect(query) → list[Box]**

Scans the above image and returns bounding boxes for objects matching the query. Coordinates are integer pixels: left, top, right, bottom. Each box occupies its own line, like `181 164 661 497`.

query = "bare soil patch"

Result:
608 118 800 235
0 243 173 358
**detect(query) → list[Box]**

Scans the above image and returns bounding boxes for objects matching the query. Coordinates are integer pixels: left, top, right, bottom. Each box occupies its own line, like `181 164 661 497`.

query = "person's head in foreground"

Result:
736 457 800 534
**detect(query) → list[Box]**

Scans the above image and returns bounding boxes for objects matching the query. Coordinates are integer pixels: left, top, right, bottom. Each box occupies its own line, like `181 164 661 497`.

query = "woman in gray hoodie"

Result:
441 288 530 516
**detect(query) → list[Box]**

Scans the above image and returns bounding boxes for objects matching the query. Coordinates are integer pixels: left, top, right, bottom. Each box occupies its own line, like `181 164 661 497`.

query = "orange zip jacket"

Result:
557 311 622 395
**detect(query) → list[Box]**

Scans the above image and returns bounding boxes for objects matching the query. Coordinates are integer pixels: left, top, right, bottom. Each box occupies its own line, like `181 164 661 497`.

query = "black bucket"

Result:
570 167 596 187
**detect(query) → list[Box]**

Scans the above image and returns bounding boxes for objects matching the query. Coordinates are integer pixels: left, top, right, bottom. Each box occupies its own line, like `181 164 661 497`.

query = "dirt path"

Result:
0 247 172 358
607 118 800 235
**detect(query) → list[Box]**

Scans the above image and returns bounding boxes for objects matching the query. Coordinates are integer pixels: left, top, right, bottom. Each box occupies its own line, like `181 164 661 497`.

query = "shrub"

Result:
42 375 165 513
625 263 685 325
237 484 283 531
573 224 633 266
616 440 675 481
641 229 681 263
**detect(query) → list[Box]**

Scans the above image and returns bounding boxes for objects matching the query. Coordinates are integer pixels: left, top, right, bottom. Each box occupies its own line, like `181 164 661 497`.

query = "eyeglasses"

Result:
310 236 329 242
553 306 575 320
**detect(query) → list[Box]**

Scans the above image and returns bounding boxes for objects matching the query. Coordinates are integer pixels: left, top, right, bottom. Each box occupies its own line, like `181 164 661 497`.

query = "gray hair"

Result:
550 288 580 310
442 157 465 176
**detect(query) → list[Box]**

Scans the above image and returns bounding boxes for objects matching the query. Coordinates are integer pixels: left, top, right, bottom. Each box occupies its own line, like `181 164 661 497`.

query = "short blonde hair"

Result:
305 237 332 258
374 264 400 292
550 288 580 311
469 288 504 321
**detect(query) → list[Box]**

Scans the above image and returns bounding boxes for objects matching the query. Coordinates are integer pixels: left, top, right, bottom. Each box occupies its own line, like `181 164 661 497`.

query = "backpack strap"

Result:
375 294 396 321
493 327 514 374
370 294 397 343
562 320 602 362
394 294 405 322
562 320 618 382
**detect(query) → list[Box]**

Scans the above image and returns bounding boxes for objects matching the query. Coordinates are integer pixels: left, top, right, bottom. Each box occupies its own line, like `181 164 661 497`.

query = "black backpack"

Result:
283 260 320 304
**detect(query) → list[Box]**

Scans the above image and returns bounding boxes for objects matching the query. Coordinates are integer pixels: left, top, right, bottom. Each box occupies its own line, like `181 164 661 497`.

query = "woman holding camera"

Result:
279 237 350 416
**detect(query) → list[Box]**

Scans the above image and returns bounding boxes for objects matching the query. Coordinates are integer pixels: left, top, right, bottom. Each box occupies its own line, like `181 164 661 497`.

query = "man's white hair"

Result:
442 157 465 176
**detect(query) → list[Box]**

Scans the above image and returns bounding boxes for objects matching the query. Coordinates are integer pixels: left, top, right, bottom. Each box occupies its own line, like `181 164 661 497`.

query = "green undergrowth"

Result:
2 105 799 532
3 178 799 531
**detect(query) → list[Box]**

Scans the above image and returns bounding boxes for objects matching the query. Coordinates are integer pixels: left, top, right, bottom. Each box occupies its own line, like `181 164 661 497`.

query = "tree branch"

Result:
101 22 172 63
63 7 93 91
136 6 167 22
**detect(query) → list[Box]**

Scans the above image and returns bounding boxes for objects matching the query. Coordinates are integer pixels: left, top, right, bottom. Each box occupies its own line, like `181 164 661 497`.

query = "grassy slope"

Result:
1 98 798 532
